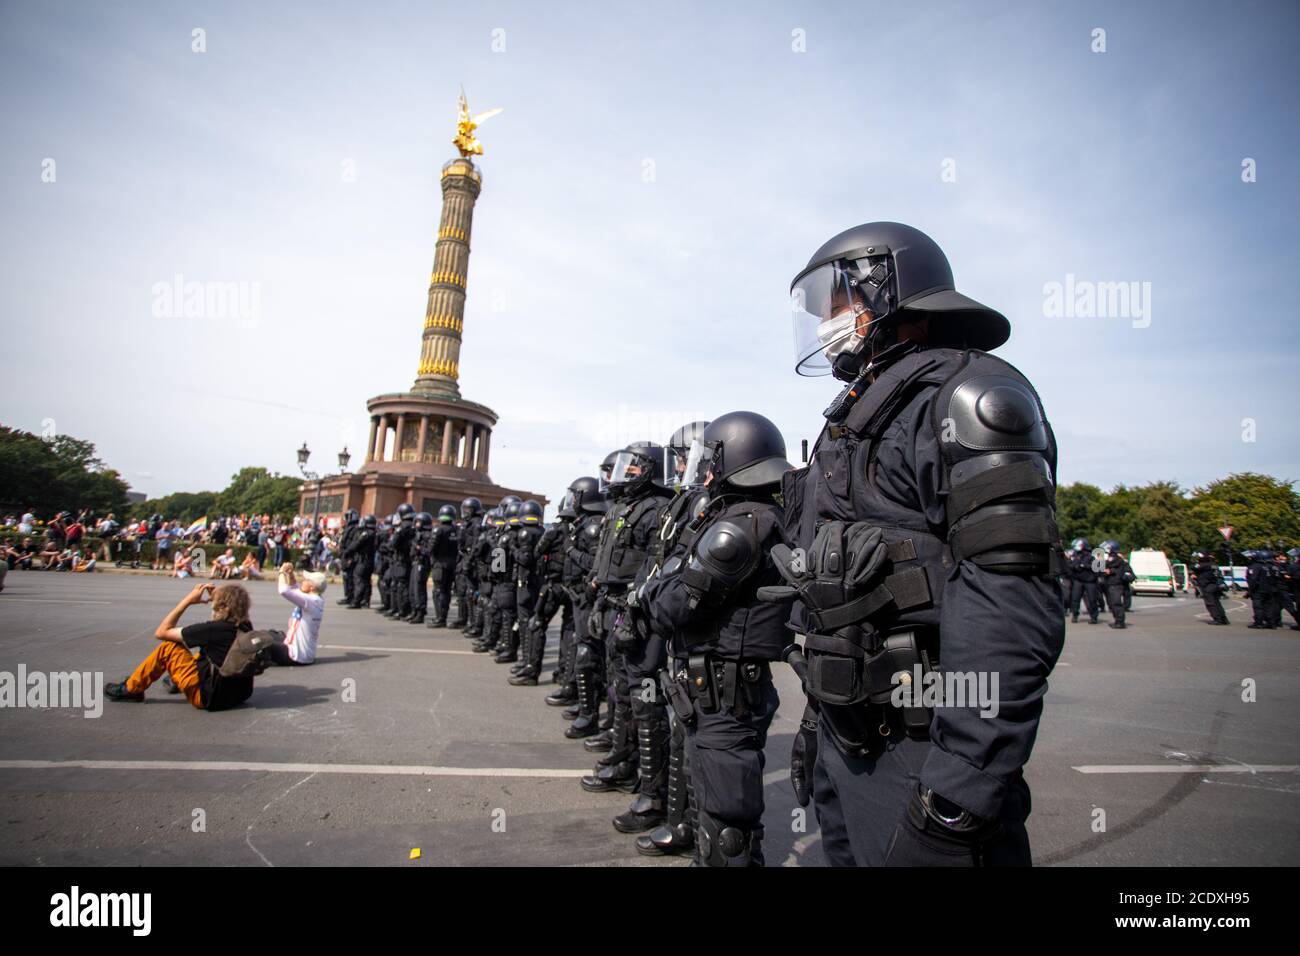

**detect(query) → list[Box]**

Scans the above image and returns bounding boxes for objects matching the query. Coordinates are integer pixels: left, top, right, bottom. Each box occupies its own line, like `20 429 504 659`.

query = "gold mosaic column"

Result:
415 156 482 398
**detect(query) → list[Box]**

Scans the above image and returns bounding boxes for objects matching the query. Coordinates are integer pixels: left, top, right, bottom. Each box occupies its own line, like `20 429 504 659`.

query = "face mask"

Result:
816 309 863 361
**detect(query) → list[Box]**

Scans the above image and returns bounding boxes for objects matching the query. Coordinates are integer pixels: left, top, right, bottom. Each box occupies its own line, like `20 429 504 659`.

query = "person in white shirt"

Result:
270 564 325 665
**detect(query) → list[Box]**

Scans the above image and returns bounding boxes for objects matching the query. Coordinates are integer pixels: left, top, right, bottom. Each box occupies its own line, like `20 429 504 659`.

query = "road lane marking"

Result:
321 644 475 655
0 758 587 778
0 598 114 605
1073 764 1299 774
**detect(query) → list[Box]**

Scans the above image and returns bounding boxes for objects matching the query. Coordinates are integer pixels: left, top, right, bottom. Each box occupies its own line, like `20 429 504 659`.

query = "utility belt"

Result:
662 654 772 723
791 628 936 749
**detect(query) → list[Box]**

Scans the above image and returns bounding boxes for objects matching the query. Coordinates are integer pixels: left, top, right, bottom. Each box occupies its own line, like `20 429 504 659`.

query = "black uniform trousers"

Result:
1069 580 1099 622
685 672 779 866
813 723 1031 867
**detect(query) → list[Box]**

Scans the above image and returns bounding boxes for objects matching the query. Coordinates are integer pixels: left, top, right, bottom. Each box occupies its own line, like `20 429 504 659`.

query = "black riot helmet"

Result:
682 411 792 491
362 514 377 529
344 509 359 525
414 512 433 529
790 222 1010 380
667 420 710 488
561 476 607 516
461 497 482 518
1071 538 1089 552
598 451 621 493
609 442 669 497
498 494 522 512
519 500 544 526
438 504 457 523
505 501 523 526
396 503 415 522
490 506 507 528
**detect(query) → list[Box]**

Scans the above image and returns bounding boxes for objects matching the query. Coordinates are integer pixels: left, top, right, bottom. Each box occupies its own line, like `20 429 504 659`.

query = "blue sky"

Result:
2 0 1297 511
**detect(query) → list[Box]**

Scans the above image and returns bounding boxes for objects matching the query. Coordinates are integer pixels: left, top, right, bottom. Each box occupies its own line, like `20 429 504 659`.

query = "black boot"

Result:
594 698 634 764
637 722 695 857
545 683 577 707
565 671 603 739
613 702 669 833
583 730 613 753
580 754 640 794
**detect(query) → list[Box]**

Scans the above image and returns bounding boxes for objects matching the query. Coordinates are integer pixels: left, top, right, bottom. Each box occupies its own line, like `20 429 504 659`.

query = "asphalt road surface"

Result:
1 572 1297 866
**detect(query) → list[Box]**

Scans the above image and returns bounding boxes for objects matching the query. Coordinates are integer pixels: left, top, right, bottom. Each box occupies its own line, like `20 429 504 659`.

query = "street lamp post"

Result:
297 443 352 568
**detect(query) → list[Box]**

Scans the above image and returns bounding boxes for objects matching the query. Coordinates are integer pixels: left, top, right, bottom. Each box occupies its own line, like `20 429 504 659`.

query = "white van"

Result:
1128 549 1175 597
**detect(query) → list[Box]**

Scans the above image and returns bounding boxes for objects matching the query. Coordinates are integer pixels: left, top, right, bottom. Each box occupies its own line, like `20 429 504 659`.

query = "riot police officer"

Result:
454 498 483 629
1247 550 1276 628
383 504 416 620
511 501 570 686
406 512 434 625
374 516 395 615
1068 538 1100 625
468 507 502 644
426 505 460 628
563 457 624 736
344 514 379 608
1100 543 1133 629
1272 551 1299 629
1192 551 1229 625
546 477 607 711
611 420 711 844
497 500 544 664
638 411 792 865
580 443 674 795
775 221 1065 866
1286 548 1300 631
337 509 360 606
473 498 520 651
486 501 525 661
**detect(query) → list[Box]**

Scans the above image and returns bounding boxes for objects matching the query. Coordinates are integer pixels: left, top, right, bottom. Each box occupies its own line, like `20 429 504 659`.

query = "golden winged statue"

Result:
453 88 503 158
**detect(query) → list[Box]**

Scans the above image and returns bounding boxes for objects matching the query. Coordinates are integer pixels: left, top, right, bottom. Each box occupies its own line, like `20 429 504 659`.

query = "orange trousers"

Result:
125 642 204 709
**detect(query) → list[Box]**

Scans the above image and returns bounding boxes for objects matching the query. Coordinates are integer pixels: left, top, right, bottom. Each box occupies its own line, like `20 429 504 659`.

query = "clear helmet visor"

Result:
791 258 895 376
609 450 651 486
558 491 577 514
664 446 688 489
681 438 717 489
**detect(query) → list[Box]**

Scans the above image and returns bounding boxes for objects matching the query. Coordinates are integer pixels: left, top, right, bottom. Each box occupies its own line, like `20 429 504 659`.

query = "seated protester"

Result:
172 549 194 578
13 538 36 570
237 551 261 580
52 547 76 571
40 540 62 569
105 583 256 710
211 548 237 579
269 564 325 665
72 549 96 573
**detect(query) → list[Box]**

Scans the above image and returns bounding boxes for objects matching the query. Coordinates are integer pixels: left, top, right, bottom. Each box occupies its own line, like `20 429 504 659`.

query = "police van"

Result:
1127 548 1176 597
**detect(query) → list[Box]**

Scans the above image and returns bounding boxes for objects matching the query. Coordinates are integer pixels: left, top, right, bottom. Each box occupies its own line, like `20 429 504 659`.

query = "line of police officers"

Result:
330 222 1076 866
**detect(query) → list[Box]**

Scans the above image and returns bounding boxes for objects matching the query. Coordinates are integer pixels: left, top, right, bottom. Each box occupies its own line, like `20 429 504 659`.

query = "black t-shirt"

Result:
181 619 255 711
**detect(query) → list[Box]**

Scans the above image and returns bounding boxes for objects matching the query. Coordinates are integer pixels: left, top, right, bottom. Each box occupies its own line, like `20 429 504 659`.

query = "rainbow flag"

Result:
183 516 208 536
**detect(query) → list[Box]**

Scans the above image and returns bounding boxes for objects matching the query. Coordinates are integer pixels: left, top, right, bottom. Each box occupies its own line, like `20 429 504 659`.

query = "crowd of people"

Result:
0 510 341 578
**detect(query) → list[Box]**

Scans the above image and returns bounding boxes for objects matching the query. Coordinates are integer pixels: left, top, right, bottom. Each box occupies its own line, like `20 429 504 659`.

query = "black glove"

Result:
759 522 889 632
883 785 1000 867
790 705 819 807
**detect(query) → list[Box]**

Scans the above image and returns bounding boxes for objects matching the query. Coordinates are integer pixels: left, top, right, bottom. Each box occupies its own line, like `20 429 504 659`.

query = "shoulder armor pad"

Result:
692 517 761 587
945 374 1047 452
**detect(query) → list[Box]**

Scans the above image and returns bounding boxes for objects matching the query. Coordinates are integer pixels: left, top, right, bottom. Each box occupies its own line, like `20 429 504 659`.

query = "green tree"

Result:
1188 473 1300 552
1055 482 1106 545
212 467 301 519
0 426 130 516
